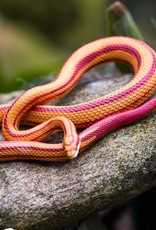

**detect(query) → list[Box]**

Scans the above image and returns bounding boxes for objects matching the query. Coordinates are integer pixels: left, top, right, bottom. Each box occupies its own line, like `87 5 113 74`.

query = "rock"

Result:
0 66 156 230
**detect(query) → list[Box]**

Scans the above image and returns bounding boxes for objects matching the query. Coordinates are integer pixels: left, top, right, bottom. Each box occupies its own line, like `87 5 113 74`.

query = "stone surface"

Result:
0 65 156 230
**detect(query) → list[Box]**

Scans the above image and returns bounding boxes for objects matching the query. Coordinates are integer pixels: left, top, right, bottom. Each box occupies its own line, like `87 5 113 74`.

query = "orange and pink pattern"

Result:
0 36 156 161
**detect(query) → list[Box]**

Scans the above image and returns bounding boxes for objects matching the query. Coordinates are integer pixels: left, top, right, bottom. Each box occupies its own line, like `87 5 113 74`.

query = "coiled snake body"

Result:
1 36 156 161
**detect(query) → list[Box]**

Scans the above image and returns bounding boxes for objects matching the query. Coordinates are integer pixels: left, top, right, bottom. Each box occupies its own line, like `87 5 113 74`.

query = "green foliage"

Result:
0 0 77 44
0 19 65 92
106 2 144 40
106 1 144 72
0 0 107 92
0 0 106 50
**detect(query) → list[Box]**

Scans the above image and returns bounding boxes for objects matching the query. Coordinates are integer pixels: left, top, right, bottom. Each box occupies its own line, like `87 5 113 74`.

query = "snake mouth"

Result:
67 150 78 159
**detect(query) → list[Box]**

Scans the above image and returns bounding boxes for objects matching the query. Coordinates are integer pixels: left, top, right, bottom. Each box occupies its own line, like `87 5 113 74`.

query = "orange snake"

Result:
0 36 156 161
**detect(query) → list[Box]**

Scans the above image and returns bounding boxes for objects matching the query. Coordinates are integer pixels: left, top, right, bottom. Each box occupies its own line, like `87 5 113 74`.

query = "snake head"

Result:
63 134 81 159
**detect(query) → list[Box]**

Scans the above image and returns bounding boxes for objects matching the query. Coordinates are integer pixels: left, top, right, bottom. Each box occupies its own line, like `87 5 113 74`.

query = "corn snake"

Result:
1 36 156 161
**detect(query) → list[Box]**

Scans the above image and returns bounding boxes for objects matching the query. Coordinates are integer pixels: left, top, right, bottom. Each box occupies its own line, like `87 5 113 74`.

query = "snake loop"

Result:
0 36 156 161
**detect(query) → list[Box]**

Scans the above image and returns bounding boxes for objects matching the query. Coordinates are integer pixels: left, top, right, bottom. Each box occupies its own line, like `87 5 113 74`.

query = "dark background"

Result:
0 0 155 50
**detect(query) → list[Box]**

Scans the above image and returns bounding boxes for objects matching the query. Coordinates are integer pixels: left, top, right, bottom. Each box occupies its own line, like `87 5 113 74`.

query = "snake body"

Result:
1 36 156 161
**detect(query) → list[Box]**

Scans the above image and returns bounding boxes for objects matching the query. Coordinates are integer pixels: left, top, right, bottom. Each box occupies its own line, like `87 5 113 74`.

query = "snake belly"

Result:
0 36 156 161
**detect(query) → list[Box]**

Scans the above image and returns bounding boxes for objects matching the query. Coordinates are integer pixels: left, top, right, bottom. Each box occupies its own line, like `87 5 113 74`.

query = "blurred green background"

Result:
0 0 155 92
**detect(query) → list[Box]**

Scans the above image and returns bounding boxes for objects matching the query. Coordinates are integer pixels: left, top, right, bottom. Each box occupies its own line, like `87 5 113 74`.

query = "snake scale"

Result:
0 36 156 161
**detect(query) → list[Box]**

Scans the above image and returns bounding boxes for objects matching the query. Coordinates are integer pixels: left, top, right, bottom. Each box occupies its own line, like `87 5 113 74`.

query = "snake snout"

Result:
63 135 81 159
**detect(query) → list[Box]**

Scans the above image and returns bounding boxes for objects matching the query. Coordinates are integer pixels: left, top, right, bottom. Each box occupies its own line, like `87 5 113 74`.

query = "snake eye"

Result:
64 136 74 146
